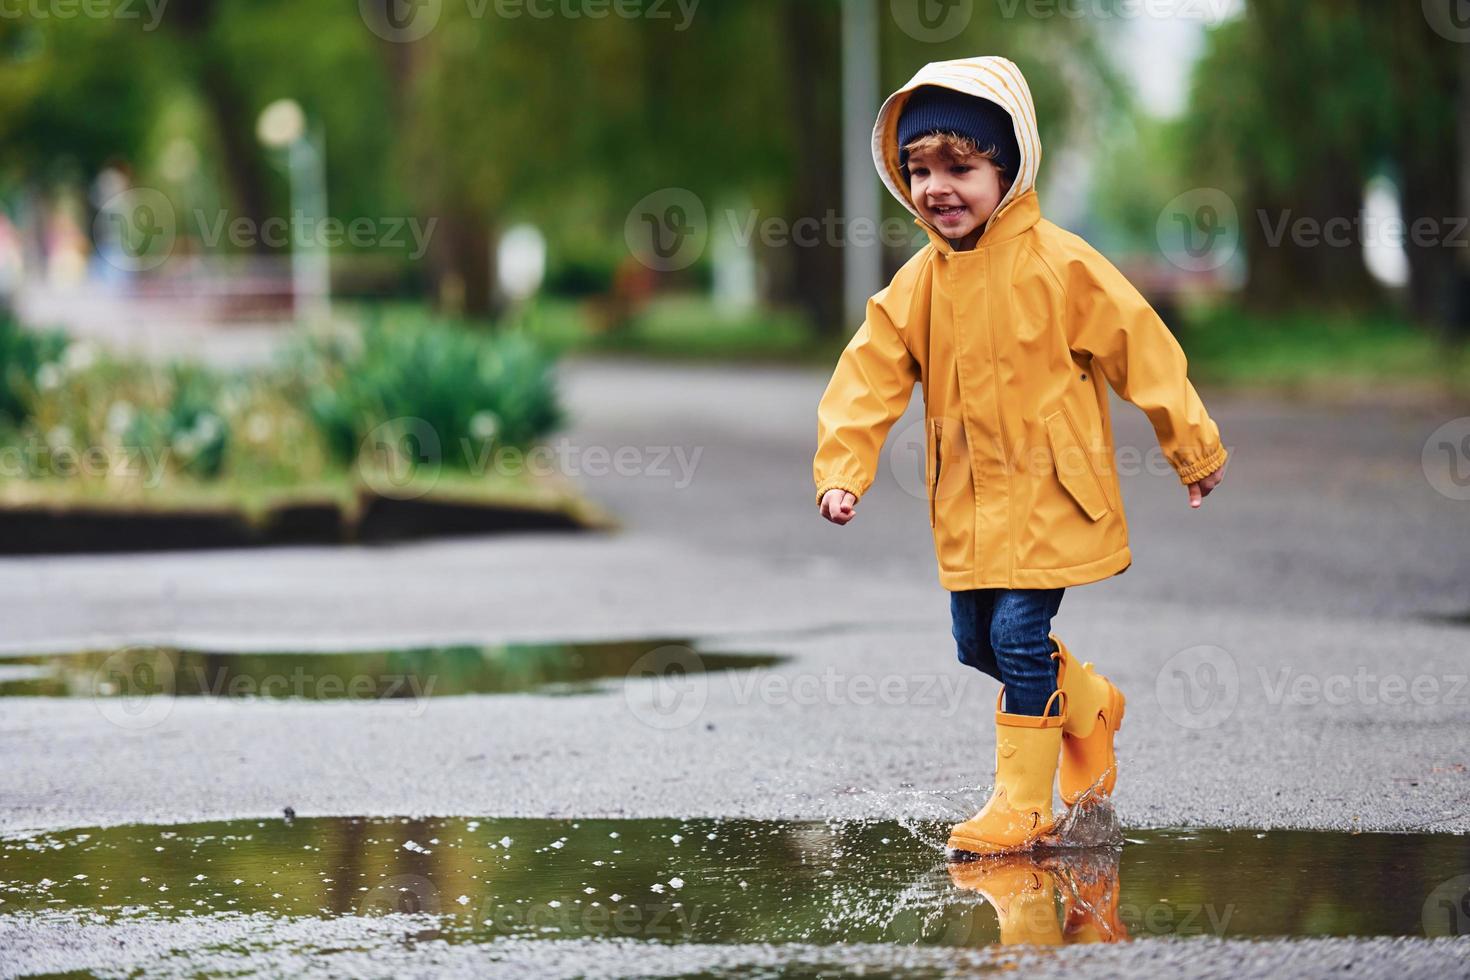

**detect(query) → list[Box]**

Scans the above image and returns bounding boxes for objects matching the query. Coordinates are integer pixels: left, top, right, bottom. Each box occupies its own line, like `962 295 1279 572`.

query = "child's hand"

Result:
1187 464 1225 508
819 489 858 525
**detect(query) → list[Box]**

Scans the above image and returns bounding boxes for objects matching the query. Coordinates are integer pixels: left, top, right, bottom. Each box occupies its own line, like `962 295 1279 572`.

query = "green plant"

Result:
15 351 233 483
122 365 231 480
0 315 67 431
292 311 563 471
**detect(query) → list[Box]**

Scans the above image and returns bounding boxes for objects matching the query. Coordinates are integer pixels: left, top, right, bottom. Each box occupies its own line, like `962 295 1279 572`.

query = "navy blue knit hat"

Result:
897 85 1019 180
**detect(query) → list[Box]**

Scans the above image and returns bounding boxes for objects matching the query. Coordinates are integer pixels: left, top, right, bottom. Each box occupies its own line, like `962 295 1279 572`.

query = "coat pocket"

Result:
927 418 943 527
1043 408 1111 522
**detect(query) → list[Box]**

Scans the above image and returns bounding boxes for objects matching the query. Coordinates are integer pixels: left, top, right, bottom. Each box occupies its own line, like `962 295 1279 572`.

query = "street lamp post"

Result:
257 99 330 324
841 0 882 332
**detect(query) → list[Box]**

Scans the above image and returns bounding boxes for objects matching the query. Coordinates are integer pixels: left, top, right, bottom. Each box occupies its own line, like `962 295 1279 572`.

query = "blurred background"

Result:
0 0 1466 538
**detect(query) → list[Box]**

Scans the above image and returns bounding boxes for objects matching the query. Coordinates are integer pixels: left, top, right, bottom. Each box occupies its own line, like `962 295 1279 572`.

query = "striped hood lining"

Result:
871 56 1041 232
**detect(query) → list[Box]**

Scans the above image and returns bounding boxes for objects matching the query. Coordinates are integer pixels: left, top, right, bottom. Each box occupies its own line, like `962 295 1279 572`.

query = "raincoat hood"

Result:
872 56 1041 241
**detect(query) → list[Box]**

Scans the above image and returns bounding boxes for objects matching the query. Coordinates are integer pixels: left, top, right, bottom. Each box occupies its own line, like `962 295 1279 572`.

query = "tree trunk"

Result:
160 0 272 252
1242 165 1380 313
424 214 496 320
1386 1 1468 340
778 0 845 336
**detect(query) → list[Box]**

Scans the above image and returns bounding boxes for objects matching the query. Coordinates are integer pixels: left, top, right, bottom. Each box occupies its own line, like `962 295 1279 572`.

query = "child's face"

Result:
907 147 1009 251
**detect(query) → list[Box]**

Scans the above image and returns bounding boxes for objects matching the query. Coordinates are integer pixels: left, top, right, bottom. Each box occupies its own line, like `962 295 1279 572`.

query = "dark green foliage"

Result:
296 313 563 470
0 315 66 431
121 365 231 480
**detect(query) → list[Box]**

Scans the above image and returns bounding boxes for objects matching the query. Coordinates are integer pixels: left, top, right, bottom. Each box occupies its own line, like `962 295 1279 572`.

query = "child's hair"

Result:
901 132 1014 190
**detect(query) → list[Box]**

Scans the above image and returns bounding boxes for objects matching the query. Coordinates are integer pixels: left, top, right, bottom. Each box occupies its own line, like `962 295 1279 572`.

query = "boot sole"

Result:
945 822 1055 859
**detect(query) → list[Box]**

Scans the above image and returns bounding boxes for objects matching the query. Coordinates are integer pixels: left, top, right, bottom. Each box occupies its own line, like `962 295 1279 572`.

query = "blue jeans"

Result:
951 588 1065 716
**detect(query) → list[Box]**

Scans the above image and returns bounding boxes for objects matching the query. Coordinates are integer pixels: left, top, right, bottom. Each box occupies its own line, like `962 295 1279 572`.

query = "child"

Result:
813 56 1228 857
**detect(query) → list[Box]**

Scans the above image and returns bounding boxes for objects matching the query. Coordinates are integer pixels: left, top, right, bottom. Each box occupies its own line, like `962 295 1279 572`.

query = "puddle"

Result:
0 640 781 700
3 816 1467 946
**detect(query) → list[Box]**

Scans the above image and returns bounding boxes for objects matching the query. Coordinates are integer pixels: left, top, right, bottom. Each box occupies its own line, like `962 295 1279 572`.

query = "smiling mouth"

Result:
931 204 966 222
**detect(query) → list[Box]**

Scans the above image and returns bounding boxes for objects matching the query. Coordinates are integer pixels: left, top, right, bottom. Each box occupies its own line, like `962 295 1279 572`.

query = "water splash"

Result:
1045 766 1125 849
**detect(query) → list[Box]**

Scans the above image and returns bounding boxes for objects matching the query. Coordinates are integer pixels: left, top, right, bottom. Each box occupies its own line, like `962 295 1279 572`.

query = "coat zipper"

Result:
982 250 1016 576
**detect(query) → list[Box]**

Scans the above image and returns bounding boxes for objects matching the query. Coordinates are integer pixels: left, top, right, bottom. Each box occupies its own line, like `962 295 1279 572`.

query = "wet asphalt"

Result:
1 357 1467 977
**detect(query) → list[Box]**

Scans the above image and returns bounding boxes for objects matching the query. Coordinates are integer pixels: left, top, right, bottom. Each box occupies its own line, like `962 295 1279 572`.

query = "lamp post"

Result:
841 0 881 331
256 98 330 324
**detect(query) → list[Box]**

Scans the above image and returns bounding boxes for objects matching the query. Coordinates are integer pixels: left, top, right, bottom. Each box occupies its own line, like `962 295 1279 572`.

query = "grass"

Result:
521 292 1470 397
586 296 821 361
1176 305 1470 397
509 292 1470 397
458 295 835 364
0 467 610 528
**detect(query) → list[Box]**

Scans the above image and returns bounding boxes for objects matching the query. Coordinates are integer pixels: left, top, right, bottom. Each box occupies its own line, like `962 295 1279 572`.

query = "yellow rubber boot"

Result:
946 689 1065 857
1051 633 1125 808
947 856 1063 946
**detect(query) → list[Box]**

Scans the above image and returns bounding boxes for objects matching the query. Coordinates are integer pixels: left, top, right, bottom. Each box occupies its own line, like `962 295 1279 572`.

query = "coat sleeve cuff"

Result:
1175 444 1228 485
815 480 866 508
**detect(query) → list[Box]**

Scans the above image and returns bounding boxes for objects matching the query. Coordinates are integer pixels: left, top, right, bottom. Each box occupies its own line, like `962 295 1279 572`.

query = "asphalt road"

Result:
1 356 1467 977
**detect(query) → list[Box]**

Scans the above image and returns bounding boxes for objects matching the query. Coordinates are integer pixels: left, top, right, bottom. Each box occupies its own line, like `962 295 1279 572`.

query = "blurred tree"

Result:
1384 5 1469 340
776 0 843 336
0 18 159 179
400 0 793 320
0 0 1128 334
158 0 274 251
1184 1 1468 338
1185 2 1389 312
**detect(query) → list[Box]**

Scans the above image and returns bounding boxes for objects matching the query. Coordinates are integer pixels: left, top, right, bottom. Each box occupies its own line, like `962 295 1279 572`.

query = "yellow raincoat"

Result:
814 56 1229 590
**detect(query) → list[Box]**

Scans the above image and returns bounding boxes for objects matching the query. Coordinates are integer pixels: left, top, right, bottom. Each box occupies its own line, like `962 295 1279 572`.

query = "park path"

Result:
0 356 1466 837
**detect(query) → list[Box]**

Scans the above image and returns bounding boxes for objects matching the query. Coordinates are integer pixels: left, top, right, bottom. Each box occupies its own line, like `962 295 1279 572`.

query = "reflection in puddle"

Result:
0 640 781 700
3 817 1467 947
